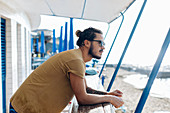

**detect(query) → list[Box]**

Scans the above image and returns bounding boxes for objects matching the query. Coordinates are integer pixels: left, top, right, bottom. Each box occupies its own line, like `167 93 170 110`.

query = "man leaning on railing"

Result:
10 27 124 113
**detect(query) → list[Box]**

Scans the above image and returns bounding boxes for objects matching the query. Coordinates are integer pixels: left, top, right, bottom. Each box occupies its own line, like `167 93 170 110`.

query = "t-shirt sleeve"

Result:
66 59 86 79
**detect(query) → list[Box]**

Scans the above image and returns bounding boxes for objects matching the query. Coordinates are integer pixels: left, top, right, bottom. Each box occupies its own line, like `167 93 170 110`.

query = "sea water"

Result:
123 74 170 99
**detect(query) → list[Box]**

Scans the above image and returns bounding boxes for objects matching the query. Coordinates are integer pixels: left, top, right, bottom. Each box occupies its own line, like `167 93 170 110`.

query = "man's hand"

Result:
109 95 124 108
107 89 123 97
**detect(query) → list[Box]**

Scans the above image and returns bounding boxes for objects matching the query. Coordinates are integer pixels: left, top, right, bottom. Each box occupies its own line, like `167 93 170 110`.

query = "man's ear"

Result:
84 40 91 48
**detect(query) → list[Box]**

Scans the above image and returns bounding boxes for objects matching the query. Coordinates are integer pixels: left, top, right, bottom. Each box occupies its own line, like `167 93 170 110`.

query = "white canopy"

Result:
12 0 135 29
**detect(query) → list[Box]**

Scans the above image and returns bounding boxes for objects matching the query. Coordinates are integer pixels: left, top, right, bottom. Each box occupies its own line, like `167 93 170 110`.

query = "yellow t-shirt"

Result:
10 49 86 113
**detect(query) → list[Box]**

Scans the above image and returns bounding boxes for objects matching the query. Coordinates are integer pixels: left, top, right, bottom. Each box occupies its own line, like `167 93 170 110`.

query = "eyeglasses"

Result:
91 40 105 47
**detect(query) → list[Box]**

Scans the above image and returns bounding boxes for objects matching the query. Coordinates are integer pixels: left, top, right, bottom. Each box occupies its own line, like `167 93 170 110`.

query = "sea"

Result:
121 64 170 99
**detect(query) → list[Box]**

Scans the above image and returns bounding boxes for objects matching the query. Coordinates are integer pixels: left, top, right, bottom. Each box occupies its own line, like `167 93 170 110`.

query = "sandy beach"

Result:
102 67 170 113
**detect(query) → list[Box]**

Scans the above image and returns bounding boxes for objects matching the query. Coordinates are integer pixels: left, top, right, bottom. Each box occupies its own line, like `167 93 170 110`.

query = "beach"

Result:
102 67 170 113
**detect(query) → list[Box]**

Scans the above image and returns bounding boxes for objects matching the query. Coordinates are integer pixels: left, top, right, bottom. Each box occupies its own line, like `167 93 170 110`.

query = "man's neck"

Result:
79 47 92 62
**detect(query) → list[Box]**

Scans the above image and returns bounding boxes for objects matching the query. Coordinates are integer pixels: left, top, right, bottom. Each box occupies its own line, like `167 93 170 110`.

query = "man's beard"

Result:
88 44 102 59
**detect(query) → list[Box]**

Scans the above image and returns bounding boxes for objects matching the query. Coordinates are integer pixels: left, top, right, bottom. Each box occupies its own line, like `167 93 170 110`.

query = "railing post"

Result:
107 0 147 92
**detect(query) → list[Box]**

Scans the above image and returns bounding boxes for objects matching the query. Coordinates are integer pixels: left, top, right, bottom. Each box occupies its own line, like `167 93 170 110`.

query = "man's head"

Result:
76 27 105 59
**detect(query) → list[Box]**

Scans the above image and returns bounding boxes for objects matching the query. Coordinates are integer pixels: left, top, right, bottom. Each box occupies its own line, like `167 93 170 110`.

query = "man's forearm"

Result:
86 87 107 95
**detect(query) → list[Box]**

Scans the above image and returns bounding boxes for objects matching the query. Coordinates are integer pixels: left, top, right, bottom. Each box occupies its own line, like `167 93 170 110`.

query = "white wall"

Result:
27 31 32 75
6 19 18 112
0 1 32 113
17 24 26 86
24 28 28 78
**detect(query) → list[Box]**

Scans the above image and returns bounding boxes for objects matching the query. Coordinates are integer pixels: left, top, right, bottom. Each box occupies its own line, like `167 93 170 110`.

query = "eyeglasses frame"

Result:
90 40 105 47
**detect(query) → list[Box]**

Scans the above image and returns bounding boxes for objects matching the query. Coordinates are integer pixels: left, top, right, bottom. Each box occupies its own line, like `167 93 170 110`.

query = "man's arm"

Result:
84 78 123 97
69 73 124 108
86 87 107 95
84 79 107 95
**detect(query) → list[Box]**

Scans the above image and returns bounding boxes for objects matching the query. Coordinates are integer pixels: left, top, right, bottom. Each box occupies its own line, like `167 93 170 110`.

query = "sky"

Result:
38 0 170 66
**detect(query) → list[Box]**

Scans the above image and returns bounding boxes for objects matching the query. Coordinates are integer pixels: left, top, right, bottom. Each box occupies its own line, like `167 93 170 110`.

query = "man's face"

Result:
88 33 105 59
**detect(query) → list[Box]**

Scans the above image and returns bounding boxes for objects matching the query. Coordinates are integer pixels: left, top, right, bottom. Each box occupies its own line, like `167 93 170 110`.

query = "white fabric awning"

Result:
12 0 135 30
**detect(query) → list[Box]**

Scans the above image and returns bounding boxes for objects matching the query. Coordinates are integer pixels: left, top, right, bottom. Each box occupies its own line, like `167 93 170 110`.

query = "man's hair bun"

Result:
75 30 81 37
76 27 102 47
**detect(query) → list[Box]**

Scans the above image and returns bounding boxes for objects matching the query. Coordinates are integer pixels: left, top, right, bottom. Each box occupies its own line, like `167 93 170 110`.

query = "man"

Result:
10 27 124 113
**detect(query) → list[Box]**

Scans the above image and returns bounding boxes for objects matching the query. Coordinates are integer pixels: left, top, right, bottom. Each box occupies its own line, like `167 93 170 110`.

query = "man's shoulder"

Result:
53 49 83 63
64 49 82 59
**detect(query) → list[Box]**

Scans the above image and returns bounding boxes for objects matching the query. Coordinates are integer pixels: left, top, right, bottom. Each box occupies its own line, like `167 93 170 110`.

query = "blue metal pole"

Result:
36 38 39 53
135 28 170 113
59 26 63 53
52 29 56 53
64 22 68 51
41 31 45 57
101 75 105 86
81 0 87 18
107 0 147 92
31 35 33 53
104 24 110 40
99 13 124 78
69 18 74 50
